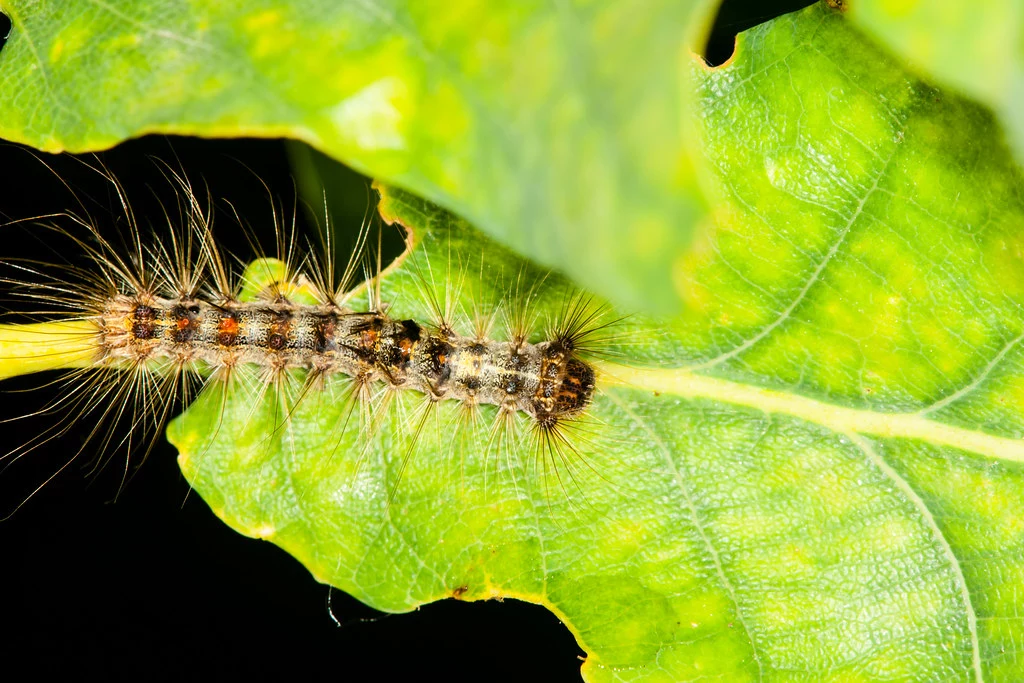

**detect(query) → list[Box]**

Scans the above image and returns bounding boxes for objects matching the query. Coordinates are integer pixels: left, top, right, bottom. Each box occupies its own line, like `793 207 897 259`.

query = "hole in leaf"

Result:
703 0 818 67
0 12 10 55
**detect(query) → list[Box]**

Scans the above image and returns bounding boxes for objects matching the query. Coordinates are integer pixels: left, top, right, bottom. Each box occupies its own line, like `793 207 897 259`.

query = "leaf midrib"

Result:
604 363 1024 462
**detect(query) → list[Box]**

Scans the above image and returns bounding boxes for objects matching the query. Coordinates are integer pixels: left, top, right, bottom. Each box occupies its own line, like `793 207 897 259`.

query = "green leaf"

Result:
0 0 715 311
167 4 1024 680
1 1 1022 679
846 0 1024 165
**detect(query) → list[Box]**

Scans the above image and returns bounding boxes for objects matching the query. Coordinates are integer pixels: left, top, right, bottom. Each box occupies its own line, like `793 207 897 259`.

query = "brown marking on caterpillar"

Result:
171 304 199 344
217 312 239 348
130 304 157 341
266 309 291 351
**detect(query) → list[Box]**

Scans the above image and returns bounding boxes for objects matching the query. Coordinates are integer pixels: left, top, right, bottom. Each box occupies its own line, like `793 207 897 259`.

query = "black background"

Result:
0 2 813 681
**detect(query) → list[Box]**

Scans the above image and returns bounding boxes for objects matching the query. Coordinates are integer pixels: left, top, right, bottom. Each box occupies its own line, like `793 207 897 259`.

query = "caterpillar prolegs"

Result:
0 155 620 515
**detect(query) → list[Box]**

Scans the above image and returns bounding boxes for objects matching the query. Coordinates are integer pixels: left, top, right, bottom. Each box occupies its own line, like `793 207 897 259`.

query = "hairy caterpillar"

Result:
0 140 622 680
0 151 619 518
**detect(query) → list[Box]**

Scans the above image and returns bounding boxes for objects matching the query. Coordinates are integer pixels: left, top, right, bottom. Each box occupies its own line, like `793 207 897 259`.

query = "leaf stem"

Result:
0 320 98 380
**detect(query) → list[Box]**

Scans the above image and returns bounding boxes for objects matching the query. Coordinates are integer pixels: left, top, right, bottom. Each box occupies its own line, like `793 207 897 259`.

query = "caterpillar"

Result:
0 152 619 515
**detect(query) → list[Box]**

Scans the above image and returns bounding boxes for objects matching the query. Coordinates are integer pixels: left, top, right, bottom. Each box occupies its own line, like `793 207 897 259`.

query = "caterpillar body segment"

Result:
100 292 597 428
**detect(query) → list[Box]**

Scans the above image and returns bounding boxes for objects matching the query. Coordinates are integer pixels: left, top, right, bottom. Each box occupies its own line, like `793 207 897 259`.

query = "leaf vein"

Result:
610 394 765 681
690 132 901 372
920 331 1024 416
847 434 983 682
609 364 1024 462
